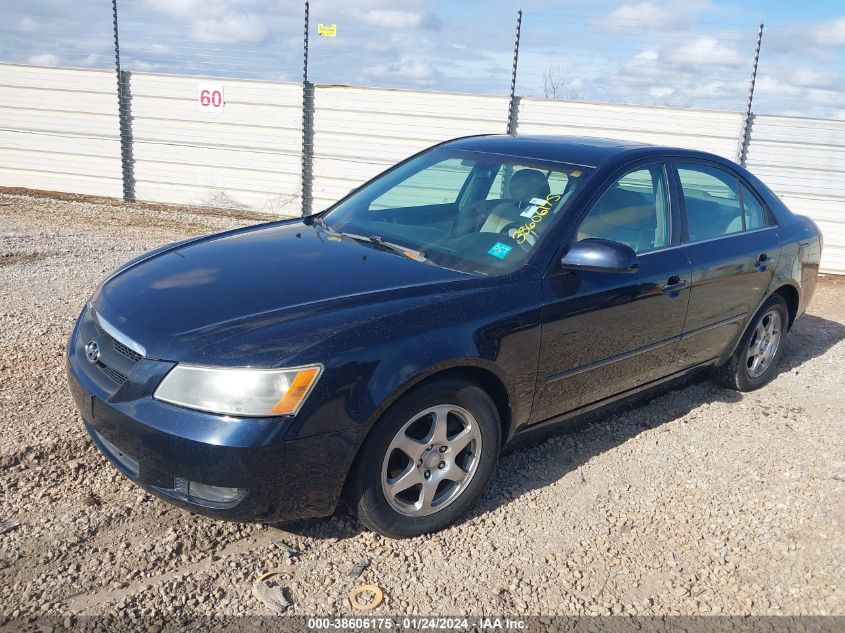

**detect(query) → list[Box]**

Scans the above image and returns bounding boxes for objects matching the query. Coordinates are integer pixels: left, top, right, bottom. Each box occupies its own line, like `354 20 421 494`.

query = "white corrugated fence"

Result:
129 73 302 213
745 115 845 274
515 98 744 160
0 64 122 198
311 85 510 211
0 63 842 273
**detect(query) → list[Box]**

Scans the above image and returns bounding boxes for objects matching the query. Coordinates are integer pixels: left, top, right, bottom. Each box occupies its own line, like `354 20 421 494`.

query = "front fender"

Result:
362 350 526 439
282 278 543 443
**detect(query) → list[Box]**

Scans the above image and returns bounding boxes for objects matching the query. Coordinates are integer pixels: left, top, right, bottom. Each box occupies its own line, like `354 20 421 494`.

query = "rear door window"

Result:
678 164 780 242
677 164 744 242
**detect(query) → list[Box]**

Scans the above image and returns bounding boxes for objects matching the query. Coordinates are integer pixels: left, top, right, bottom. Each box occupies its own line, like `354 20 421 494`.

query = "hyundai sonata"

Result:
67 135 822 538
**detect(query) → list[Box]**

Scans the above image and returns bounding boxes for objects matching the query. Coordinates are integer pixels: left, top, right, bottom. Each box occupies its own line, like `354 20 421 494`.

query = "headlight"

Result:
154 364 322 417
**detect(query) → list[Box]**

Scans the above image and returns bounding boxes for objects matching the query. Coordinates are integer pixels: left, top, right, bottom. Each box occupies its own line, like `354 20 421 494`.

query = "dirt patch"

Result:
0 251 53 266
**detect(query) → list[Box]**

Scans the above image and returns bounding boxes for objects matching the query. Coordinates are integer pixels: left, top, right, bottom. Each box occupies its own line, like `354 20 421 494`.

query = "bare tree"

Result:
542 64 580 101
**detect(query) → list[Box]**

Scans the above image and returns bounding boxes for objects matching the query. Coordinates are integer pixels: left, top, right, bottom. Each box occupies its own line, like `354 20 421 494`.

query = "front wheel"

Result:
718 294 789 391
346 379 501 538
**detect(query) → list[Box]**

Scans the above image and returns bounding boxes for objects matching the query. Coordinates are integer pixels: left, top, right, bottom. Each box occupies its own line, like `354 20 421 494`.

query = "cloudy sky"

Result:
2 0 845 118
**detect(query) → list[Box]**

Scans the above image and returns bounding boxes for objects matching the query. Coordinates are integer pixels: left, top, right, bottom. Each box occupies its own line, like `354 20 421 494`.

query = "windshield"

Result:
320 149 591 275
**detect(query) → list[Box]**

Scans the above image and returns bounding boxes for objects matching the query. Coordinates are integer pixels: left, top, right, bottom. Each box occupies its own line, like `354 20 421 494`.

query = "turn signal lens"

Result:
271 367 321 415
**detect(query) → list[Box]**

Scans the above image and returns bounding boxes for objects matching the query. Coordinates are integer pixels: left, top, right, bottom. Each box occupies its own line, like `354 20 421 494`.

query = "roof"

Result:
442 134 667 168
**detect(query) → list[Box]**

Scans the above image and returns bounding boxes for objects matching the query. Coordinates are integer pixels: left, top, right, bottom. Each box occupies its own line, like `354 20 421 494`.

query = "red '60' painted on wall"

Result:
199 90 222 107
198 84 225 113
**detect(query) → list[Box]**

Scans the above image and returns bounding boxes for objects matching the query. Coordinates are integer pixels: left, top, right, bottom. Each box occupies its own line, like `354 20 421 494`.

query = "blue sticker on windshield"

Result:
488 242 513 259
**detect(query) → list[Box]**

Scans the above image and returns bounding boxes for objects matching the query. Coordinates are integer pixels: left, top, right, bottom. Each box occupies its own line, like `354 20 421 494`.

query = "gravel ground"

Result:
0 191 843 624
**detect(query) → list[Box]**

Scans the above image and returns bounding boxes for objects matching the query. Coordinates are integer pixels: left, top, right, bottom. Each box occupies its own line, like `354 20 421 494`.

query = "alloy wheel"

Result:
381 404 482 517
746 309 782 378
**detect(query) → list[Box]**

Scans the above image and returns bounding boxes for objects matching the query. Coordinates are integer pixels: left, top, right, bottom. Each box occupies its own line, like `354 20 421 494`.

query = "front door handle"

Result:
661 276 688 295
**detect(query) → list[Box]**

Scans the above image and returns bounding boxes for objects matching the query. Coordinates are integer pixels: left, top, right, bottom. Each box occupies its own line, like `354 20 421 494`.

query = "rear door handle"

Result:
755 253 770 271
661 276 688 295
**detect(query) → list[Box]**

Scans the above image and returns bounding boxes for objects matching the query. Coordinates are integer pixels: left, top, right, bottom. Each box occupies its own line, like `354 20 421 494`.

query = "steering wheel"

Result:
499 221 539 249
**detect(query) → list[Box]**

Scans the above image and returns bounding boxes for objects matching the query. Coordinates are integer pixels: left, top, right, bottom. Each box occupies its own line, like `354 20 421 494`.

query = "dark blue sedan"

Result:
67 136 822 537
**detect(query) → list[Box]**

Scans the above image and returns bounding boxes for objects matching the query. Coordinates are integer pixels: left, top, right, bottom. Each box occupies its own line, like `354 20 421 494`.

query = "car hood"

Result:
91 220 472 362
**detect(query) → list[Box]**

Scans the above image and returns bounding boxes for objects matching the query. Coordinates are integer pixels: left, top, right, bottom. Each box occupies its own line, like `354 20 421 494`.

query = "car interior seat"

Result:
480 169 551 234
724 215 744 234
578 186 657 252
684 196 723 241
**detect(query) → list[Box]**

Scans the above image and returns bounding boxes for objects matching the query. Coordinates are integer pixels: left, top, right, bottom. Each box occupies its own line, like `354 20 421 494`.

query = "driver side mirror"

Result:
561 238 639 273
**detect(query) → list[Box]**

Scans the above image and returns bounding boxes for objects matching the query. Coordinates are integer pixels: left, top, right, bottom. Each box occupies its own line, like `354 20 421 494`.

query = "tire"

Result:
346 378 501 538
718 294 789 391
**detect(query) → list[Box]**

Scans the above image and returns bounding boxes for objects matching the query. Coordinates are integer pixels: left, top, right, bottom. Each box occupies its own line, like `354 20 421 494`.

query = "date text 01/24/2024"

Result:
306 617 528 630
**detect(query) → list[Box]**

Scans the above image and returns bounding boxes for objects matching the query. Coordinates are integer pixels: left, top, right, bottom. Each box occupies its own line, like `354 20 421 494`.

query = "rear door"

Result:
531 162 692 422
673 161 781 368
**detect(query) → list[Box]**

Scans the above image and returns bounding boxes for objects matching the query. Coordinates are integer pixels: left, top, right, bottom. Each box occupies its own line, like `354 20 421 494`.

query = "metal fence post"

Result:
506 9 523 136
118 70 135 201
300 1 314 216
112 0 135 201
736 23 764 168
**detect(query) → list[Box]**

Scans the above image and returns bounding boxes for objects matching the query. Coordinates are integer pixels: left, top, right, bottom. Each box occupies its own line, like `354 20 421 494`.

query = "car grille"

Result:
113 338 143 363
92 321 143 386
96 362 128 385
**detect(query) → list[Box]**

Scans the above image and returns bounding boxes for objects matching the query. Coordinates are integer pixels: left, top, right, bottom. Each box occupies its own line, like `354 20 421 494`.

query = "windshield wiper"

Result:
311 219 428 262
340 232 428 262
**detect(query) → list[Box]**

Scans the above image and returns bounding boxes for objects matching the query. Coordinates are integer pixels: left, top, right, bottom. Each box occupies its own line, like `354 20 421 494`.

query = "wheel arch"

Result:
367 361 514 452
339 362 514 509
408 366 513 447
772 283 800 330
722 285 795 364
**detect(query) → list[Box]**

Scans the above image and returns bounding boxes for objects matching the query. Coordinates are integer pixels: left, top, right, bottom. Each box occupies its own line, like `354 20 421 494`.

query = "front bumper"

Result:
66 308 357 523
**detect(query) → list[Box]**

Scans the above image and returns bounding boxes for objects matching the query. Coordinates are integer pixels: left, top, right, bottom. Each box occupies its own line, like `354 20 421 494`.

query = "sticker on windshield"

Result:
519 197 551 218
488 242 513 259
513 193 562 244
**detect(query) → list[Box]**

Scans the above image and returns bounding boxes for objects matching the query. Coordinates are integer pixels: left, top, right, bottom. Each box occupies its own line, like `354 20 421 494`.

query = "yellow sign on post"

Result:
317 23 336 37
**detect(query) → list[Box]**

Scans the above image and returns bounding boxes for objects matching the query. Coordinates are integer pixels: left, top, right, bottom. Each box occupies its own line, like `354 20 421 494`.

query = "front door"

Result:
531 163 692 423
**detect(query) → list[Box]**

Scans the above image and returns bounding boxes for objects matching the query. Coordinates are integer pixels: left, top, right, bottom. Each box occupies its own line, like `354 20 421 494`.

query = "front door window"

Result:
576 165 670 254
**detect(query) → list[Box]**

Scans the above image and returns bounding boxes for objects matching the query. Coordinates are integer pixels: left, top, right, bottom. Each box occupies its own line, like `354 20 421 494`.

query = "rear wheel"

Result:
347 379 500 538
718 294 788 391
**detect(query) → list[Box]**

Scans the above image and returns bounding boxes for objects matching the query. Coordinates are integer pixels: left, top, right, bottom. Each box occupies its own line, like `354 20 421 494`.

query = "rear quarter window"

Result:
739 182 768 230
